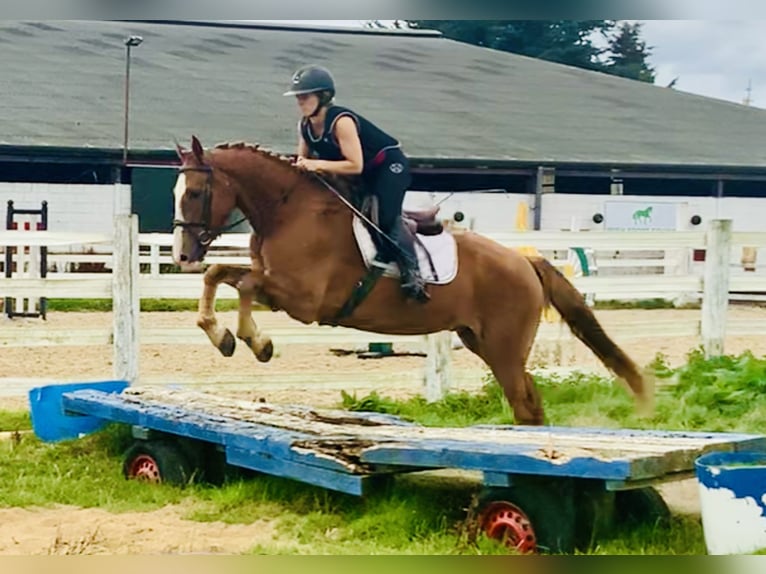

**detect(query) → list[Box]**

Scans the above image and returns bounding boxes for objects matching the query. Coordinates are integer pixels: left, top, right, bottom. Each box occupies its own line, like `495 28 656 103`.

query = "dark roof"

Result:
3 19 766 170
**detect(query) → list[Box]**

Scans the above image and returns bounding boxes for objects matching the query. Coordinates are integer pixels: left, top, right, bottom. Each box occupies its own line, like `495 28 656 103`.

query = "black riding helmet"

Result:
283 65 336 115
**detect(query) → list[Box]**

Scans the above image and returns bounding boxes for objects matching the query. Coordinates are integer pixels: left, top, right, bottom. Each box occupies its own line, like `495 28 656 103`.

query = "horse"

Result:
170 135 652 425
632 206 653 225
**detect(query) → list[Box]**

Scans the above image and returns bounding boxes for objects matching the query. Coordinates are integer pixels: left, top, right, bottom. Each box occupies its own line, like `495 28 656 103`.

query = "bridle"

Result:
172 164 247 248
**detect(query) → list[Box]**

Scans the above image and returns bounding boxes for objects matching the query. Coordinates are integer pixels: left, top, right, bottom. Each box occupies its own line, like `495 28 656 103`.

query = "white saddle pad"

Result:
351 216 458 285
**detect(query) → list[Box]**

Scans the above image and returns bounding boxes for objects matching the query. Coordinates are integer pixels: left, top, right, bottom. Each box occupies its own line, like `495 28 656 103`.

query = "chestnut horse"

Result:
171 136 651 424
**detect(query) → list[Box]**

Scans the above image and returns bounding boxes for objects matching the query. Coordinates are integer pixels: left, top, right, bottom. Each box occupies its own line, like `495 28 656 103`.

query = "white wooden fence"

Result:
2 200 766 399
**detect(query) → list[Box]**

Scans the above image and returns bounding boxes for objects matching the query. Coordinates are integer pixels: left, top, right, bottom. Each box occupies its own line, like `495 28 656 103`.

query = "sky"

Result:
255 19 764 109
637 20 762 108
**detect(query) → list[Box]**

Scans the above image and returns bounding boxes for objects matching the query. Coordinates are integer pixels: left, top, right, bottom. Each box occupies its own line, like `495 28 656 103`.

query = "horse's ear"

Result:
174 137 186 162
191 135 204 163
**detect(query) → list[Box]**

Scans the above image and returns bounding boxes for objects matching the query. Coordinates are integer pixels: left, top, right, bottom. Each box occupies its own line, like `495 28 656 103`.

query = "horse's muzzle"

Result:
172 227 207 268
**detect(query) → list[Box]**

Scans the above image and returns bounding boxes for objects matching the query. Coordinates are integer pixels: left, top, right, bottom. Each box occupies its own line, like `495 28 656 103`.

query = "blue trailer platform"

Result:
28 381 766 554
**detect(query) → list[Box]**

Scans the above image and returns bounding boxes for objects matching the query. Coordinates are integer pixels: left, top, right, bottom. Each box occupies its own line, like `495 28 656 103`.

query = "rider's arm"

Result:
297 122 310 158
316 116 364 175
297 136 309 158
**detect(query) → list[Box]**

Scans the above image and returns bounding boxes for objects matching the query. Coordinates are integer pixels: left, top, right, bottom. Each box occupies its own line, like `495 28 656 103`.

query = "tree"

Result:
408 21 616 73
605 22 656 83
406 20 657 84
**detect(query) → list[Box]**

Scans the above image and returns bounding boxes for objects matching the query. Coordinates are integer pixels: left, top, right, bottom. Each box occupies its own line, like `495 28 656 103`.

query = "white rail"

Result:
0 199 759 399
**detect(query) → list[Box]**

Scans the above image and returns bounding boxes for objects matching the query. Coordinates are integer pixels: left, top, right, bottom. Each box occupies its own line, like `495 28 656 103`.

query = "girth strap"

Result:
329 265 386 323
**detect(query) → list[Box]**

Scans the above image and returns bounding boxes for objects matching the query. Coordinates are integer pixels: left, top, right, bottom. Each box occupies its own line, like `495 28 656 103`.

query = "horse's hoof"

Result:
256 340 274 363
218 329 236 357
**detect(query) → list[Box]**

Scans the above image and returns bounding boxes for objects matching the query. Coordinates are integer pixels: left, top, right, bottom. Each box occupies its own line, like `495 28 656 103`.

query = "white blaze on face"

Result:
172 173 187 265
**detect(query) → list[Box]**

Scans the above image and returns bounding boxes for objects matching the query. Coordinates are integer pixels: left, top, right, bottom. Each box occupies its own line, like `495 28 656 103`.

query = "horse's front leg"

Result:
197 264 251 356
235 263 274 363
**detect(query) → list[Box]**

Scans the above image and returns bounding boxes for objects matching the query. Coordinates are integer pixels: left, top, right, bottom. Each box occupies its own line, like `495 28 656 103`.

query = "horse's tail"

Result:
527 256 653 412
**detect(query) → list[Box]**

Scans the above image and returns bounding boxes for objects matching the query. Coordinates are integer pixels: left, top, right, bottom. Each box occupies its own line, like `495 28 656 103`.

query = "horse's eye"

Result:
188 190 202 200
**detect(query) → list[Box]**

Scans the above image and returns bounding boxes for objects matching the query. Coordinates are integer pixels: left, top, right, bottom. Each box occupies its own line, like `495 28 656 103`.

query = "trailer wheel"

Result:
573 481 616 551
479 499 537 554
122 440 194 486
477 479 576 554
614 487 671 527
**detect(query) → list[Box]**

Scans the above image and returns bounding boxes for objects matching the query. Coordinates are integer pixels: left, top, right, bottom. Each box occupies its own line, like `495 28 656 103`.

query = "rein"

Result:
310 173 411 260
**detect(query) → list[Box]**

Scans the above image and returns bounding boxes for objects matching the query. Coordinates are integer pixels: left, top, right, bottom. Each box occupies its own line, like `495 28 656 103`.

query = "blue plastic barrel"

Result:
28 380 129 442
695 451 766 555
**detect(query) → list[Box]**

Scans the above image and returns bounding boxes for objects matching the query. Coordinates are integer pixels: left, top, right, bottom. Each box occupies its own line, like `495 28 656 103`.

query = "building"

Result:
2 19 766 233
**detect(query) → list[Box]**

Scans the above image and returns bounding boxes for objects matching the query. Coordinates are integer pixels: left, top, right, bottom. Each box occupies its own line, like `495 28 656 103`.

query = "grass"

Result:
0 410 31 432
44 298 698 313
45 299 248 312
5 425 707 554
3 348 766 554
593 298 684 310
341 348 766 435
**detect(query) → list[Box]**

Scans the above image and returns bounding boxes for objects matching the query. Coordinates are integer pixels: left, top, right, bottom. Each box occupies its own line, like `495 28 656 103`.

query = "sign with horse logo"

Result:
603 200 679 231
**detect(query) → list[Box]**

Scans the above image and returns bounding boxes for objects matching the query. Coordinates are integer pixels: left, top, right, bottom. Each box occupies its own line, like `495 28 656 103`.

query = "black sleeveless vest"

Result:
300 105 399 172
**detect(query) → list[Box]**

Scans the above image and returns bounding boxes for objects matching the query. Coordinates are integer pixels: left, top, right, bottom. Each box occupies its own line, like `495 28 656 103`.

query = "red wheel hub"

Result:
481 501 537 553
127 454 161 483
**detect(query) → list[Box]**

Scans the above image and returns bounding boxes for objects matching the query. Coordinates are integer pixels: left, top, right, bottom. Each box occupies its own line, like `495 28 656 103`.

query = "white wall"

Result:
404 190 533 233
407 190 766 233
1 182 763 239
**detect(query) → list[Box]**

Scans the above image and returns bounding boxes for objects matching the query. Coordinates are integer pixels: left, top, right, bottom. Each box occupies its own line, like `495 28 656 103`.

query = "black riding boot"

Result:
392 224 430 303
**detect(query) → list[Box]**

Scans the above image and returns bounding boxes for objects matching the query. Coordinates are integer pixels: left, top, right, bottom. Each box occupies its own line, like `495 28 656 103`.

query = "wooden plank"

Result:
0 276 112 298
59 388 766 488
586 259 672 269
47 254 113 265
45 253 680 271
140 233 251 249
730 232 766 247
225 446 371 496
358 442 638 481
571 275 701 293
62 390 377 475
0 329 111 347
729 276 766 291
0 318 704 348
486 231 706 250
134 230 714 252
102 389 766 457
0 231 111 247
727 319 766 336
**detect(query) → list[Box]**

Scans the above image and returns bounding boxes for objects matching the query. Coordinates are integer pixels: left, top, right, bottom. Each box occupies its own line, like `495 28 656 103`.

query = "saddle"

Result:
403 205 443 236
361 195 444 237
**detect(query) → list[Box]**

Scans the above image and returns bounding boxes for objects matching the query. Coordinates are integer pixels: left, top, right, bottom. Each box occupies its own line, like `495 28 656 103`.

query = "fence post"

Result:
424 331 453 402
701 219 732 358
112 183 140 383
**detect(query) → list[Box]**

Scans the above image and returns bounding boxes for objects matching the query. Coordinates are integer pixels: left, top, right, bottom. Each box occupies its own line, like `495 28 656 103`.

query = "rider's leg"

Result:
370 150 429 303
390 222 430 302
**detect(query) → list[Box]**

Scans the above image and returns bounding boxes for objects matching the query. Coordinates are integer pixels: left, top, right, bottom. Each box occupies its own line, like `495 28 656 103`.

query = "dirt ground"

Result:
0 479 702 555
1 305 764 554
3 305 766 404
0 504 280 555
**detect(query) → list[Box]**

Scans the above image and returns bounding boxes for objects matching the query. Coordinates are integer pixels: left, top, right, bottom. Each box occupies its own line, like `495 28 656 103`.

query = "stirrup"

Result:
400 274 430 303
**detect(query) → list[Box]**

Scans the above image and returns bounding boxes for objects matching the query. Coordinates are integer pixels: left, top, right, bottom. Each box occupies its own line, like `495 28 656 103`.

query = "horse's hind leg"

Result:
197 264 251 356
490 353 544 425
457 325 543 424
482 323 544 425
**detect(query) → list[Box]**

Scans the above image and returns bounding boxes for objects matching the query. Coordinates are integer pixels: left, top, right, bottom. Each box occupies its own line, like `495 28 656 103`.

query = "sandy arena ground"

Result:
1 305 764 553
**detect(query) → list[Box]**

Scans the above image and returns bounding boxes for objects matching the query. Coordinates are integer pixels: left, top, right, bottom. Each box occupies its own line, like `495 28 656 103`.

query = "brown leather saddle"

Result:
362 195 443 236
403 205 443 236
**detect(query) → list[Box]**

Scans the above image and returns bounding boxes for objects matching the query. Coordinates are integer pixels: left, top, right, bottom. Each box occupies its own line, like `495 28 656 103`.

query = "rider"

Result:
284 64 429 303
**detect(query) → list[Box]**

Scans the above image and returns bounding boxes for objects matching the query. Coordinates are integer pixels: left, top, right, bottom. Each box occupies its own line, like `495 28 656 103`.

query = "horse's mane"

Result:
212 141 360 197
